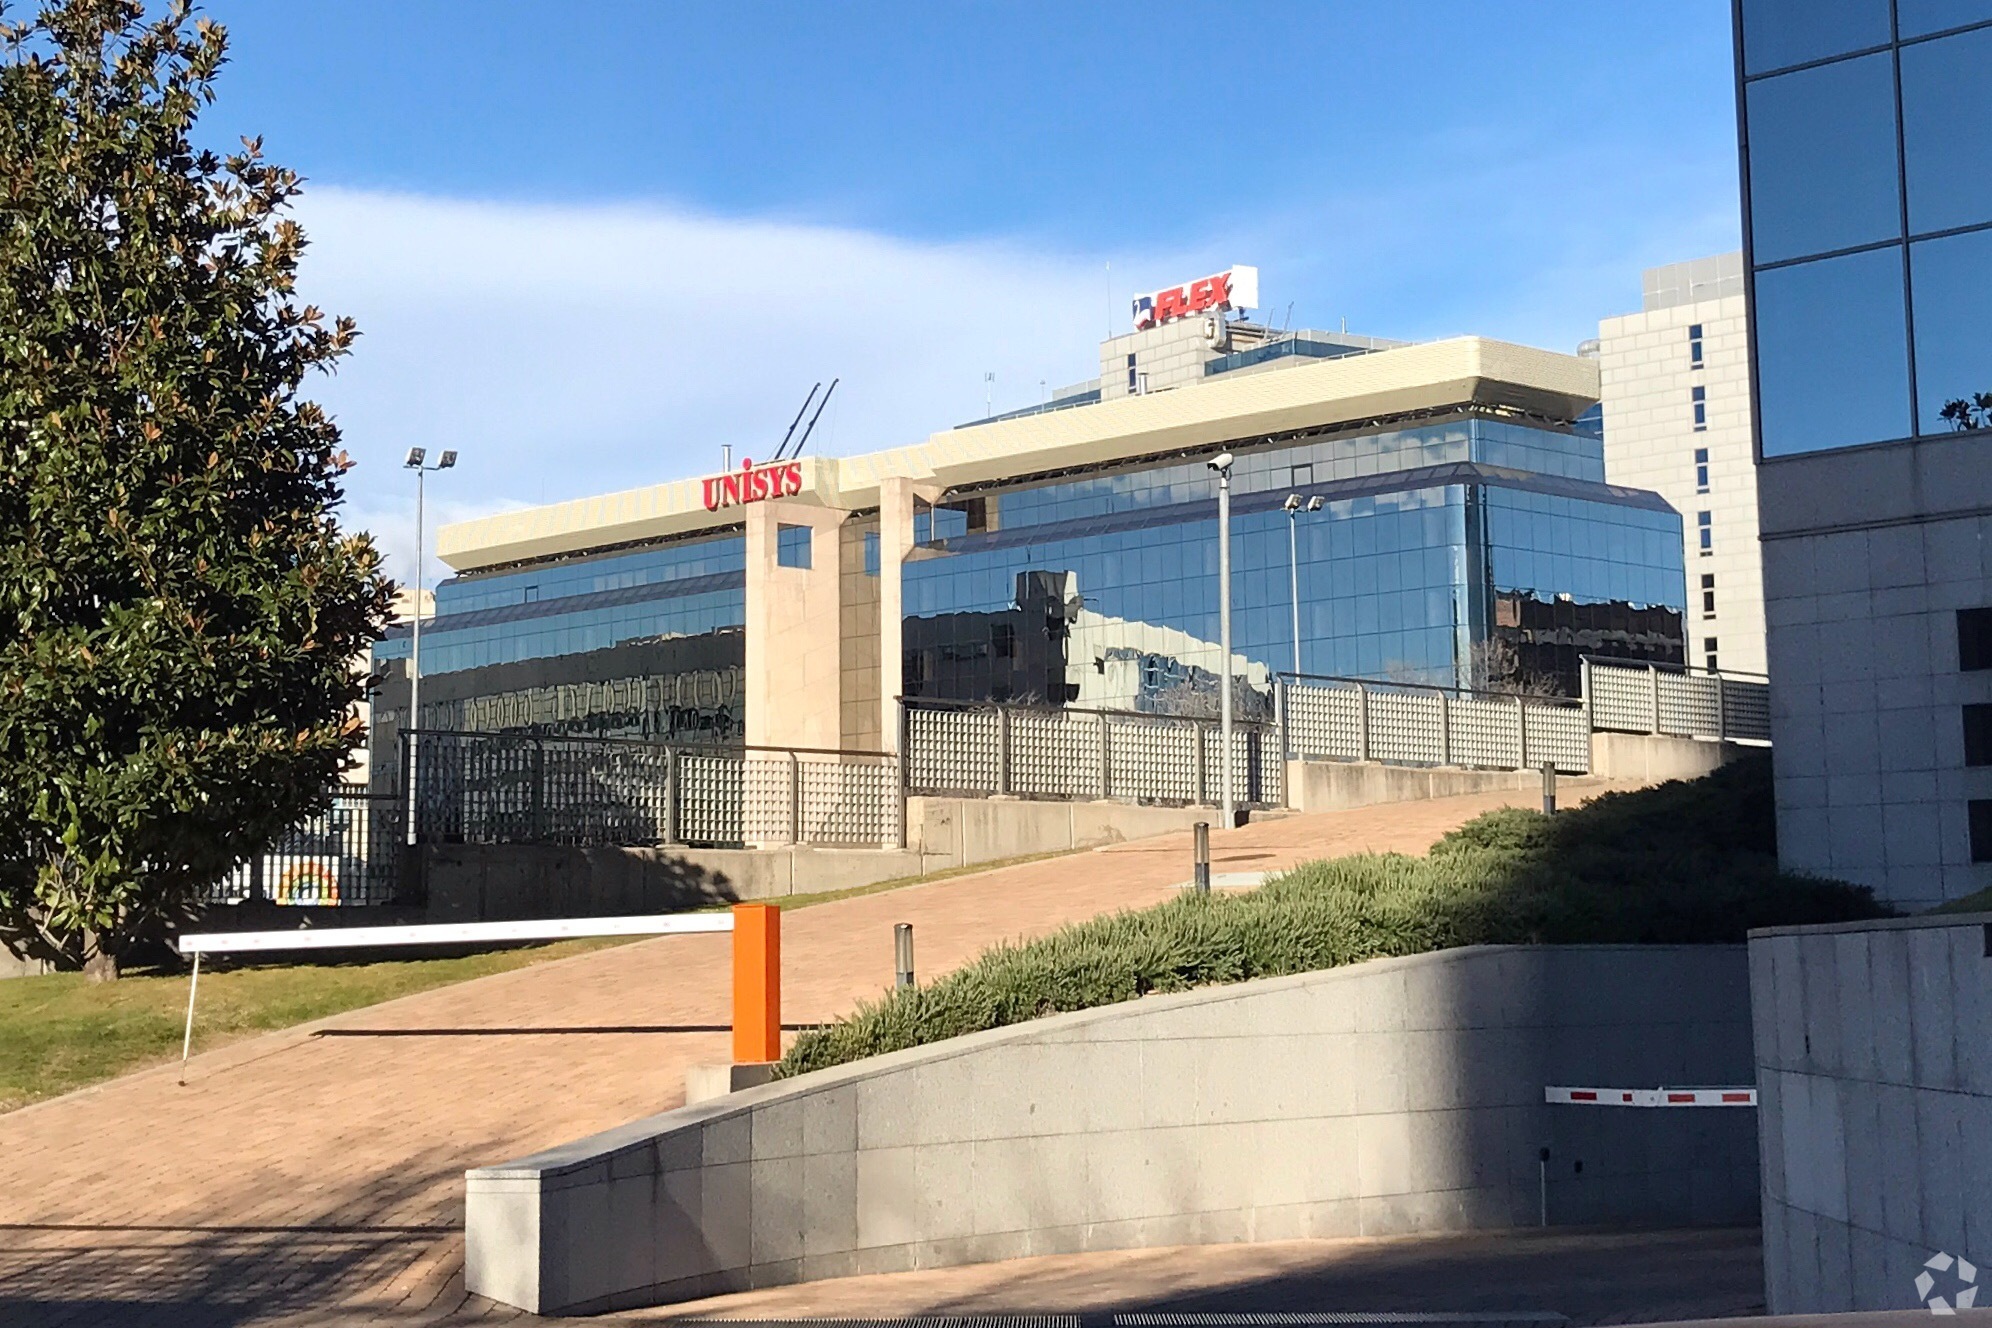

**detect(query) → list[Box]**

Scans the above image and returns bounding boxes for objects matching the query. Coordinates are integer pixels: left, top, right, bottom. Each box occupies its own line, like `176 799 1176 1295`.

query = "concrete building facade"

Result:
1599 253 1766 677
1749 913 1992 1313
1733 1 1992 910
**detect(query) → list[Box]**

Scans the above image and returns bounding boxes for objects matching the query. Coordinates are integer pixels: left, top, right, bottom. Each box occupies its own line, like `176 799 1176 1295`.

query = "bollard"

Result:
732 903 782 1064
1541 762 1557 816
894 922 915 990
1193 821 1211 894
1538 1146 1550 1227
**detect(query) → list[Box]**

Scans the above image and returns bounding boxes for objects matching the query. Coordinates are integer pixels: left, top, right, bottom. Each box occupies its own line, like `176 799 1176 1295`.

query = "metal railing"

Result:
404 729 900 849
1582 657 1771 743
201 790 405 907
901 698 1284 808
1279 673 1592 775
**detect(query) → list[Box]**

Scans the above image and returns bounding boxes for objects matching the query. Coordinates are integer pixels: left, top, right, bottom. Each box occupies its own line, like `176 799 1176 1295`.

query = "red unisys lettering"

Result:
702 458 804 512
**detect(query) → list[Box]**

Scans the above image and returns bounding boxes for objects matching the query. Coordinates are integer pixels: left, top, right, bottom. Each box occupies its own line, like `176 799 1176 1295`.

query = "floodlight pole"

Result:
407 463 425 846
1214 458 1235 827
402 450 457 847
1286 497 1303 677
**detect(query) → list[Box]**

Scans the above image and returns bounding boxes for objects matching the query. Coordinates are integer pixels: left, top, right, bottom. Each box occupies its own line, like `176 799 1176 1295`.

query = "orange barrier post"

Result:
731 903 782 1064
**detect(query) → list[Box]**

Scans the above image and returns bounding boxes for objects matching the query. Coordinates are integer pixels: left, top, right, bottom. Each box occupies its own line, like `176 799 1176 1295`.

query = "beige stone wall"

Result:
744 500 851 752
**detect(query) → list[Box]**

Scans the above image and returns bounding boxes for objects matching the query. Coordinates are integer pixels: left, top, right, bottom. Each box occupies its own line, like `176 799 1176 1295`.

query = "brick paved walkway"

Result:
0 785 1643 1327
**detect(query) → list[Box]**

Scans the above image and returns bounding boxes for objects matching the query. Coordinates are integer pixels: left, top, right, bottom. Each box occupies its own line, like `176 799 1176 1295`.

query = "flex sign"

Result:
702 458 805 512
1131 265 1259 331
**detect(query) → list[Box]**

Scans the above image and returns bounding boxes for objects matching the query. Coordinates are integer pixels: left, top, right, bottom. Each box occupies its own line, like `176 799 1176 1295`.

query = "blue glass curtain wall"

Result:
434 535 746 615
901 433 1684 709
374 582 745 675
1740 4 1992 452
979 419 1604 534
373 534 749 676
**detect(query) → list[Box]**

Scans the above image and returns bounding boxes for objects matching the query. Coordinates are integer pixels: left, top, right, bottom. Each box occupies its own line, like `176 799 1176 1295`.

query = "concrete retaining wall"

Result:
1284 760 1556 813
1588 732 1746 783
0 940 51 978
903 796 1224 868
1750 914 1992 1314
421 843 944 921
422 798 1238 922
464 943 1758 1314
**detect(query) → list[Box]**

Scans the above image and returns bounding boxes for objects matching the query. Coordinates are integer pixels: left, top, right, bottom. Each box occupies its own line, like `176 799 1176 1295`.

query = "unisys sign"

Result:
1131 265 1260 331
702 458 805 512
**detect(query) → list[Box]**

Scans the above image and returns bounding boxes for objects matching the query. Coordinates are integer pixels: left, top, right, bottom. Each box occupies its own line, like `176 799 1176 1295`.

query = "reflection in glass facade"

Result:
1740 0 1891 74
1754 247 1912 455
1741 4 1992 452
901 417 1684 710
375 534 747 675
370 534 750 748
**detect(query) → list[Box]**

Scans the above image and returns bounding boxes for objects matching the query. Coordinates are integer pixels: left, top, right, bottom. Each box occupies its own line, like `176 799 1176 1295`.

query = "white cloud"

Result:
291 187 1192 587
289 175 1740 593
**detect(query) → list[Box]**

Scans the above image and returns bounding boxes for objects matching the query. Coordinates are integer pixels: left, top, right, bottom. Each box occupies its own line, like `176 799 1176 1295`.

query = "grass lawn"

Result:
0 845 1079 1114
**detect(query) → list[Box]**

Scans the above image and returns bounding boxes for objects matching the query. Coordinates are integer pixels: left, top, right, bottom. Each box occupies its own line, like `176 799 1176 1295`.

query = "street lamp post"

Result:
1283 493 1324 677
403 447 457 846
1208 452 1236 827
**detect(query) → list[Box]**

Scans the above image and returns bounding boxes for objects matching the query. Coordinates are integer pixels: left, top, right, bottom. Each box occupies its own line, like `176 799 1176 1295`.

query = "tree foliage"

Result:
1938 391 1992 432
0 0 393 974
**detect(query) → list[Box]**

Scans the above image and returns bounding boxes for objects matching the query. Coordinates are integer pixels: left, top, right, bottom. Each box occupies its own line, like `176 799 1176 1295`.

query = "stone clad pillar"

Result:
744 497 850 752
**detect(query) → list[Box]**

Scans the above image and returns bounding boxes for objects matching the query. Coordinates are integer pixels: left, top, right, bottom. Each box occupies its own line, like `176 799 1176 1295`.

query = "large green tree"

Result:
0 0 394 977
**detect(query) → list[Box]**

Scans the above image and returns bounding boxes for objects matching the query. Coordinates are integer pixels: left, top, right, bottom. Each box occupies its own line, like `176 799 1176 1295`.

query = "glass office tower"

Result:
901 418 1684 711
1735 0 1992 908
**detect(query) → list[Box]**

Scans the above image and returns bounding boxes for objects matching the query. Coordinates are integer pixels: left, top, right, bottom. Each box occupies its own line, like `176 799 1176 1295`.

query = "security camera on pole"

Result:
403 446 457 847
1207 451 1236 827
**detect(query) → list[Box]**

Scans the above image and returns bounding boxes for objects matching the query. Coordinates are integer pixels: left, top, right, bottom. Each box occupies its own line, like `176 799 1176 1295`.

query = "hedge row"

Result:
775 754 1886 1077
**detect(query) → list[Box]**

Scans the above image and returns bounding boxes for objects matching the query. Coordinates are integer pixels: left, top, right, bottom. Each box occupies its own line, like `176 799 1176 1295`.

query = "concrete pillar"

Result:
745 498 850 752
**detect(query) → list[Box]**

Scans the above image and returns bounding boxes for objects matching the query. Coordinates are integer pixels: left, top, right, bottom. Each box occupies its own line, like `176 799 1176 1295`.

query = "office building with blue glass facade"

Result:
1733 0 1992 910
373 323 1686 777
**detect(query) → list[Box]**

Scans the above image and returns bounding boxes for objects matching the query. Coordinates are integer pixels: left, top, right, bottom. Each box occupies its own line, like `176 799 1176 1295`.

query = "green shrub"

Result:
777 754 1888 1078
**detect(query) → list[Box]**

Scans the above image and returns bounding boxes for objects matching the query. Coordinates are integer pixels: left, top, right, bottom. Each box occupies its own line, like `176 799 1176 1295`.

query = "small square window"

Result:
1961 608 1992 671
777 524 812 569
1688 323 1704 368
1972 799 1992 864
1965 704 1992 767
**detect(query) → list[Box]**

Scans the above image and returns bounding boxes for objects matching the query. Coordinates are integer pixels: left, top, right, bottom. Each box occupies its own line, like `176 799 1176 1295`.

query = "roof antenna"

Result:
773 382 821 461
790 378 839 459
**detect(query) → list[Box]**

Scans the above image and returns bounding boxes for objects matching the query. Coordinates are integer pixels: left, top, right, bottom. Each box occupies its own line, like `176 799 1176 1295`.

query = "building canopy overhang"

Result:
437 336 1601 574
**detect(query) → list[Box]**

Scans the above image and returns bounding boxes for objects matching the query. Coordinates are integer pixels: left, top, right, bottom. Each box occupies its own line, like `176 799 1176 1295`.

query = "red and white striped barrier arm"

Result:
1546 1085 1757 1107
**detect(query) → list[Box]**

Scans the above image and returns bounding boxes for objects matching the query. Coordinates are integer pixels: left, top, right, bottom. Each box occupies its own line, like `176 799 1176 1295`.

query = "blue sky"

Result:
192 2 1746 584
